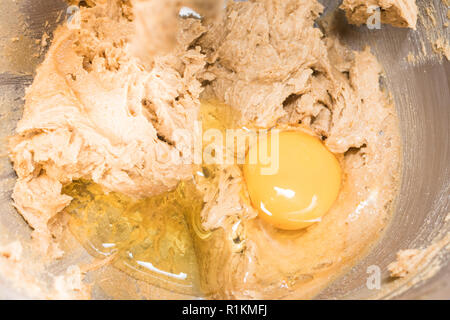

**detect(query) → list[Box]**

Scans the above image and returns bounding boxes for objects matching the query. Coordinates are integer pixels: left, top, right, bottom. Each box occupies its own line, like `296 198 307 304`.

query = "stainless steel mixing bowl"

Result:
0 0 449 299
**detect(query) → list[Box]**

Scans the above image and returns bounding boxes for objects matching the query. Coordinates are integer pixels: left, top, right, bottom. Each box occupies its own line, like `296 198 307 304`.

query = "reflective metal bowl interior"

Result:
0 0 448 299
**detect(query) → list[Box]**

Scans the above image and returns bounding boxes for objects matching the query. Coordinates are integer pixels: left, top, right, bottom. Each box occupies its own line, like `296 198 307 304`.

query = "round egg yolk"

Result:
243 131 341 230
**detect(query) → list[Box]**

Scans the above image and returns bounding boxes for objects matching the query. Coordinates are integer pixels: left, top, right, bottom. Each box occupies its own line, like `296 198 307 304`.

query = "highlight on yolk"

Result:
243 131 341 230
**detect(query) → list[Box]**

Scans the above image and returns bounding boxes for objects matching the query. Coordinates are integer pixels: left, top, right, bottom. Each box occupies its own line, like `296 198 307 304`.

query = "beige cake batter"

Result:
340 0 418 29
7 0 405 299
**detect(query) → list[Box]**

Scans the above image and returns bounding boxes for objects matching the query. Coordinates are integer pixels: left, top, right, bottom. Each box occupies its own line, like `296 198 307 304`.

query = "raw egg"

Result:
243 130 341 230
